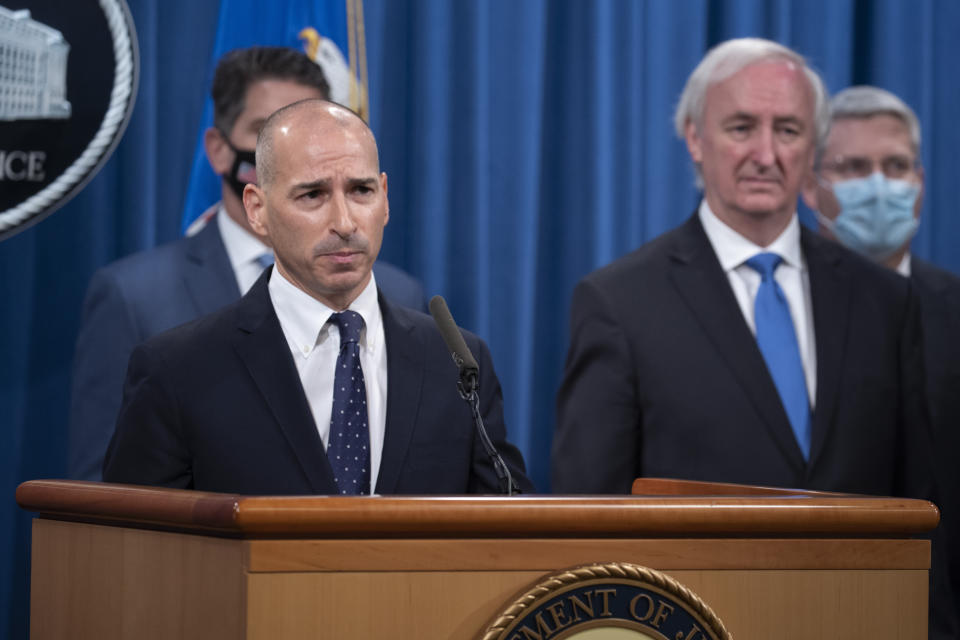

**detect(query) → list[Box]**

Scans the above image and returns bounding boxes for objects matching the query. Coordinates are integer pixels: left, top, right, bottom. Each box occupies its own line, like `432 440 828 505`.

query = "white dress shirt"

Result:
896 252 912 277
268 270 388 494
699 201 817 406
217 206 272 294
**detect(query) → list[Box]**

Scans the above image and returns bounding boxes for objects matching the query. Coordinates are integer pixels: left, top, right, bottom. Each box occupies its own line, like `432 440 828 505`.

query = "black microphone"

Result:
428 295 479 396
429 295 518 495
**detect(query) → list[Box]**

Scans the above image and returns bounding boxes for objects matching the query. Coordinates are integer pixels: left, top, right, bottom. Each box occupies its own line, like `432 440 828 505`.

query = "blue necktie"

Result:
745 252 811 460
326 311 371 494
255 252 274 270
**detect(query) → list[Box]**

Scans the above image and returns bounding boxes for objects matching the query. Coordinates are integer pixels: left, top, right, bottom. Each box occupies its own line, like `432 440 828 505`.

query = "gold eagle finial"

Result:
298 27 320 60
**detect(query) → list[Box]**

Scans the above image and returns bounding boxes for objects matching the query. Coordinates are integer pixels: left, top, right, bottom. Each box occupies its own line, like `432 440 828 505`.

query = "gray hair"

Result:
673 38 830 187
818 85 921 165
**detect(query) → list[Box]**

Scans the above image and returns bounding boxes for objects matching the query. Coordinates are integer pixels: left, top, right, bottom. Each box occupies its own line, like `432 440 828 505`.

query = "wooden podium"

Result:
17 478 936 639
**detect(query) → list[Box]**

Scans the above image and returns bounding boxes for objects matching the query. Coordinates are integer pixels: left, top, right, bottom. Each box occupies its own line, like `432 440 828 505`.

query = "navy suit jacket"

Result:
102 267 532 495
553 214 932 500
69 216 427 481
912 258 960 617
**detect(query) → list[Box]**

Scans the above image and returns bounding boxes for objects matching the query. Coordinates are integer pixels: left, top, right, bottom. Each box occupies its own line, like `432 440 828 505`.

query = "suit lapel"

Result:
374 296 424 494
668 215 807 471
231 272 338 493
183 212 243 316
801 230 850 469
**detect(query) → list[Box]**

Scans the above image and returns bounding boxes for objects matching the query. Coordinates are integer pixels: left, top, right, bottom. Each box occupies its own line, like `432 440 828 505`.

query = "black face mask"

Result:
219 129 257 200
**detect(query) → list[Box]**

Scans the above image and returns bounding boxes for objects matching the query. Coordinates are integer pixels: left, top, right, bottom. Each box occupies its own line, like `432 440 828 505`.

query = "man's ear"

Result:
684 120 703 163
204 127 232 176
380 172 389 227
243 183 268 238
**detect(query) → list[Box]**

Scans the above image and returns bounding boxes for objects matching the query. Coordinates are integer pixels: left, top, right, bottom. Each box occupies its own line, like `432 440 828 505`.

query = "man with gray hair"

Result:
553 38 931 503
803 85 960 620
803 86 924 269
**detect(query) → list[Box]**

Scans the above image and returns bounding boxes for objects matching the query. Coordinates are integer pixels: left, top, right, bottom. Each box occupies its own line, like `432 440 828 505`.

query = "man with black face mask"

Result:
803 85 960 622
68 47 426 482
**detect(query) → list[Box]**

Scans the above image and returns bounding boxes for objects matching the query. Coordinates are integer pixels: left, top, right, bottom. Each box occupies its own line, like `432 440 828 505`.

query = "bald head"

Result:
255 99 379 189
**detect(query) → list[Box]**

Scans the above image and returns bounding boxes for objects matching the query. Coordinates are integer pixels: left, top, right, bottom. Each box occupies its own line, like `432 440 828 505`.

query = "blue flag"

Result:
179 0 368 233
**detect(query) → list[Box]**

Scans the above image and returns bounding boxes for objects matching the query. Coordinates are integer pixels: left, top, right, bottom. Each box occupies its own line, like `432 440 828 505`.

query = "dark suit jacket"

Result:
552 214 931 499
913 258 960 618
69 215 427 481
102 268 532 495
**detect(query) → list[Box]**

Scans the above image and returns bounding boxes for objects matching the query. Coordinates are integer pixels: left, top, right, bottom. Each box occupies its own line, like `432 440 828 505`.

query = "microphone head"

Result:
429 295 480 375
428 294 448 323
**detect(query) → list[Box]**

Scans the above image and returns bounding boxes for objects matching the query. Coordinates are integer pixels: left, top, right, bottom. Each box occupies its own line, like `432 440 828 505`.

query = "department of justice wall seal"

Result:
0 0 138 241
480 563 731 640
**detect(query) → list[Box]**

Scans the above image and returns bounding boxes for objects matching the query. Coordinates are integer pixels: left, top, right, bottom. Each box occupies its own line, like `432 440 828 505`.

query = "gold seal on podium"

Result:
480 562 731 640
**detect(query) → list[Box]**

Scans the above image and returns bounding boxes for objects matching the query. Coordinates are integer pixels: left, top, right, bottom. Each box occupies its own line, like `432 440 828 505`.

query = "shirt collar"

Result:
217 204 270 270
698 199 803 272
269 267 382 356
896 252 912 277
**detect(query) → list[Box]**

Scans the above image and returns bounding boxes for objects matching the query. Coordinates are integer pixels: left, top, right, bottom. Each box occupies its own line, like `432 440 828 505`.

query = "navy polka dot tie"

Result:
326 311 370 495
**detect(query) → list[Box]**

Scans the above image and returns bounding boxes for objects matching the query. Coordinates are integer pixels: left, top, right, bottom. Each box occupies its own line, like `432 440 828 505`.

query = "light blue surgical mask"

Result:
817 172 920 261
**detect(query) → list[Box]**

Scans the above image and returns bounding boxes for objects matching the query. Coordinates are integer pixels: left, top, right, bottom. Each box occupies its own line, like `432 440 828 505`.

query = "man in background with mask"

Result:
804 86 926 271
803 85 960 620
69 47 426 482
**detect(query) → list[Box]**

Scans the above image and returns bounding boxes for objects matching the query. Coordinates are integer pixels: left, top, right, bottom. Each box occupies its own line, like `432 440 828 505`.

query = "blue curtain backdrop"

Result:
2 1 959 636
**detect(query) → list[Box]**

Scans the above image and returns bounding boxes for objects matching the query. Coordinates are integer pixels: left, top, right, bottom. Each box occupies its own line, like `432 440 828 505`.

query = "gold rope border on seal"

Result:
479 562 732 640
